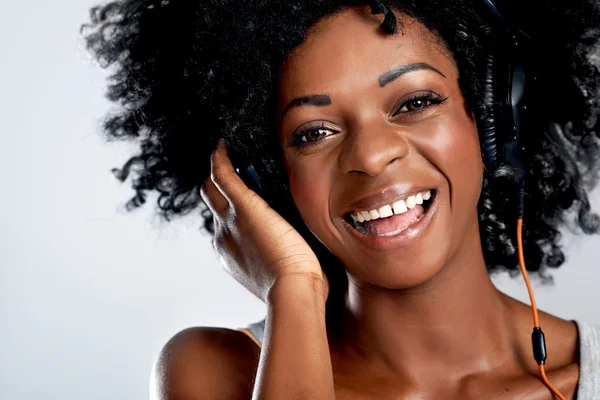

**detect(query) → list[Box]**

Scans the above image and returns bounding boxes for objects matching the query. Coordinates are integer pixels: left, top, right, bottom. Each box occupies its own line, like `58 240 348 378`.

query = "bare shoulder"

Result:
504 295 580 397
537 309 580 398
150 327 261 400
503 294 579 364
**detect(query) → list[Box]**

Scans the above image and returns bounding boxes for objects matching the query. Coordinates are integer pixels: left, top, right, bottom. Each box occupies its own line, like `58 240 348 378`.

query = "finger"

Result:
211 217 221 249
200 176 229 216
210 141 254 204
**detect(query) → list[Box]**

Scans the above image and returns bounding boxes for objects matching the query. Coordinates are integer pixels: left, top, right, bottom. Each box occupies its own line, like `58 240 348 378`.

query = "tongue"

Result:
363 205 425 236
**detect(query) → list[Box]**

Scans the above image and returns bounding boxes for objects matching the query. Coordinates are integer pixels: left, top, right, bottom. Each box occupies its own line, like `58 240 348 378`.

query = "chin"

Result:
341 238 452 290
328 189 455 289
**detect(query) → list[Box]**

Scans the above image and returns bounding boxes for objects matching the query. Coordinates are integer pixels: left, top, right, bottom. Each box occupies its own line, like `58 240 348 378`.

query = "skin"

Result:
151 7 580 400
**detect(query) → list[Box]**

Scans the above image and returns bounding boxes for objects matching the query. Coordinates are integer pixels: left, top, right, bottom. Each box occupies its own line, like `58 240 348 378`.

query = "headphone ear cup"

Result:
479 54 501 167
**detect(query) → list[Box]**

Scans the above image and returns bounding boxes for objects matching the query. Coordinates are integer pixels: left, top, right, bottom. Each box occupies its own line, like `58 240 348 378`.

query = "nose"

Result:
338 118 410 177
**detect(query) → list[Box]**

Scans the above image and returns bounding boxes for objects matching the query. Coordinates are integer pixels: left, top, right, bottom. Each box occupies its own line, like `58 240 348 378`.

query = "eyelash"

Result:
391 91 448 117
287 91 448 148
287 123 340 148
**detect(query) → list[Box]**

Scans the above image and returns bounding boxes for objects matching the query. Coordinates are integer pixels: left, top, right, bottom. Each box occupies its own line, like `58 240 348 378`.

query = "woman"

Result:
82 0 600 398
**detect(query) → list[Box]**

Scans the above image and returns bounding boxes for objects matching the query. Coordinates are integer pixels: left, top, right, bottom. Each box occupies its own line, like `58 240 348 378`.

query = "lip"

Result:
343 183 436 215
341 189 439 251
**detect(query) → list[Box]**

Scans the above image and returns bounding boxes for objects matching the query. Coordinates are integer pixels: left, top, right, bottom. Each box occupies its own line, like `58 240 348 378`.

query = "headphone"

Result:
233 156 269 195
233 3 566 397
479 0 535 202
481 2 567 398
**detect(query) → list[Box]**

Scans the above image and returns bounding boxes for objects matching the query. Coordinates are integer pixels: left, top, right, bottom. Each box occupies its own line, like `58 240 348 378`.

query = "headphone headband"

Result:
482 0 533 40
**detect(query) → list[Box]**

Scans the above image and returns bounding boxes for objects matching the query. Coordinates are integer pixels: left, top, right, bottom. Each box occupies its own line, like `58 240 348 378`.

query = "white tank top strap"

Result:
237 319 266 348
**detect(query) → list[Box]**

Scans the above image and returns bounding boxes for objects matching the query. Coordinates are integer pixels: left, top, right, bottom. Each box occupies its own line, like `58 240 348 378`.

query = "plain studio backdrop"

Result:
1 1 599 399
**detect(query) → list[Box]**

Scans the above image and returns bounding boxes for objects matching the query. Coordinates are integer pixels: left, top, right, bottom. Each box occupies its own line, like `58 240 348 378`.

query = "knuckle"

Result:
213 231 228 251
210 167 229 187
200 181 220 209
213 222 236 252
200 180 210 199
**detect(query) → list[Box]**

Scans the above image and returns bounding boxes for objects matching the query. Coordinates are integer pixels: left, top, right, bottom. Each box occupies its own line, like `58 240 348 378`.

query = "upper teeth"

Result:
351 190 432 223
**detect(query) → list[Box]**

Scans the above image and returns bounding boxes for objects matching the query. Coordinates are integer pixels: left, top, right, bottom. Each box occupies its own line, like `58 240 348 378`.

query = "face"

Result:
277 8 484 289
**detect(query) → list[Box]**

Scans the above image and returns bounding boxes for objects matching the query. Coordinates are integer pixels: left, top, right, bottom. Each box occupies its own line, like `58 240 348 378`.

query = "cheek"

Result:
287 155 335 233
428 113 483 205
412 110 483 213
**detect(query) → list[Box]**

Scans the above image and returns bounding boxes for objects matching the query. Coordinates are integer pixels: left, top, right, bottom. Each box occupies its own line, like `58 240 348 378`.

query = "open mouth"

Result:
344 189 438 237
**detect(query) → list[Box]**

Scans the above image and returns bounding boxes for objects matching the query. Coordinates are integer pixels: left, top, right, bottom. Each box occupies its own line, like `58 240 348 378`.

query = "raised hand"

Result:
200 142 328 302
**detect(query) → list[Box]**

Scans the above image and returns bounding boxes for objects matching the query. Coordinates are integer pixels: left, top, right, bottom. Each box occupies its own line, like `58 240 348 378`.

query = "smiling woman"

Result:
82 0 600 399
277 14 481 290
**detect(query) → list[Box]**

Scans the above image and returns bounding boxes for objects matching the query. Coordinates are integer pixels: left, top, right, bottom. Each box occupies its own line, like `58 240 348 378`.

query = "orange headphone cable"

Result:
517 218 566 400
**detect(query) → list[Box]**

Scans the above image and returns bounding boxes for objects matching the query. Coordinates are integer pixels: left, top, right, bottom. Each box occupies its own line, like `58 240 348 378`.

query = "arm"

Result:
149 279 335 400
253 275 335 400
199 142 336 399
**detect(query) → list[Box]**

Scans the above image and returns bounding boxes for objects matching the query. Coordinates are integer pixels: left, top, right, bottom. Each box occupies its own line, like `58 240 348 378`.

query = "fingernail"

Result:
217 138 226 149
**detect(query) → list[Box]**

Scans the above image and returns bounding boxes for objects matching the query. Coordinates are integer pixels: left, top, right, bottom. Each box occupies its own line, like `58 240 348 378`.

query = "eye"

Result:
392 91 448 117
288 124 340 147
399 98 431 112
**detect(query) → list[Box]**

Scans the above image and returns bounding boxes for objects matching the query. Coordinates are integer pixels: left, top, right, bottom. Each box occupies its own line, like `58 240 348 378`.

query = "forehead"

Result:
278 7 457 98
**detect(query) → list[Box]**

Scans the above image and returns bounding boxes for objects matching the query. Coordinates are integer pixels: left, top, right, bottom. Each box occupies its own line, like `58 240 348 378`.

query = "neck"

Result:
337 222 518 381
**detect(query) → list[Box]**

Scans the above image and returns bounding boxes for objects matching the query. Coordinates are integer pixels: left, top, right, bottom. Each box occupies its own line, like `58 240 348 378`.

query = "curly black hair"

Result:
82 0 600 298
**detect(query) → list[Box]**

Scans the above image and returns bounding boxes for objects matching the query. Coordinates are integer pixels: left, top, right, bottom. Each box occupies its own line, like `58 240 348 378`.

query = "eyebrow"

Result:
379 62 446 87
280 94 332 120
280 62 445 120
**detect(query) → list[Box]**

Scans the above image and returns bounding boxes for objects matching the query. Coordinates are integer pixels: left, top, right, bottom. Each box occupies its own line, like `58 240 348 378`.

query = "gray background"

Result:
1 1 598 399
